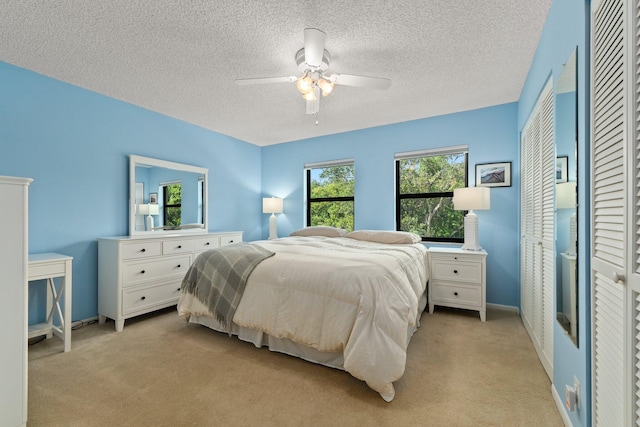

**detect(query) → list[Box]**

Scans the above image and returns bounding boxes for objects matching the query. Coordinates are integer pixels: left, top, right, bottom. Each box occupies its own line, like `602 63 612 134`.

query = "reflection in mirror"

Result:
129 155 208 236
554 48 578 347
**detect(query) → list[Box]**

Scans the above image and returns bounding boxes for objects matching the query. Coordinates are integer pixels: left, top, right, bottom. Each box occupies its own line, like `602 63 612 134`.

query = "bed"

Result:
177 229 429 402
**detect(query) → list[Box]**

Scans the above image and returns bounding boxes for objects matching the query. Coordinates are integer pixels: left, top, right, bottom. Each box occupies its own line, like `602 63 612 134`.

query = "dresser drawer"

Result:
431 260 482 284
162 239 194 255
220 234 242 246
122 241 162 260
194 236 220 252
122 281 182 315
431 283 481 306
122 255 191 286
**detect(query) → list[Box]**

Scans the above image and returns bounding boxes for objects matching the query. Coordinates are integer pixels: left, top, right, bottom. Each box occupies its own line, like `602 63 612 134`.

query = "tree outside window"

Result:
306 164 354 231
163 183 182 227
396 151 468 242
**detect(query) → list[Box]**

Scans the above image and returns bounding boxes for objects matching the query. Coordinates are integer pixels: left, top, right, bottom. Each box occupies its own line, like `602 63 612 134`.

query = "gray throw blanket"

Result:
180 243 275 333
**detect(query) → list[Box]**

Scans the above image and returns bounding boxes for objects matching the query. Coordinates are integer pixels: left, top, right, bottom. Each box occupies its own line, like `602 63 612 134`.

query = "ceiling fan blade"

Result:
304 28 326 67
330 73 391 90
235 76 296 86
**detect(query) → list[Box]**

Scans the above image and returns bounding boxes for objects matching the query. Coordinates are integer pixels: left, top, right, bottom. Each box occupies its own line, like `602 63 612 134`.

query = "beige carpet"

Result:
28 307 563 427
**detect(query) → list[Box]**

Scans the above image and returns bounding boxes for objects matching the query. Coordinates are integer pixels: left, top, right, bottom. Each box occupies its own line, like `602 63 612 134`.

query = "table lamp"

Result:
453 187 491 251
263 197 283 240
137 203 160 231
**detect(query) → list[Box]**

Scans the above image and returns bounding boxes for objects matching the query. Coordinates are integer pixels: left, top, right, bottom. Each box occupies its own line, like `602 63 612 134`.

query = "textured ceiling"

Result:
0 1 552 146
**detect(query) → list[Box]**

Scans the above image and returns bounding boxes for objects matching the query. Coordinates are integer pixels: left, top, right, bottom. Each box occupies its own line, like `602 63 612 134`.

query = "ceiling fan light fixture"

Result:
296 75 313 95
303 90 317 101
318 79 334 96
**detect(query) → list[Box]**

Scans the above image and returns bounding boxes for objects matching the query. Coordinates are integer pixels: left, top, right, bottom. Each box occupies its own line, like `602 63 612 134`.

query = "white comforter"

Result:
179 236 429 401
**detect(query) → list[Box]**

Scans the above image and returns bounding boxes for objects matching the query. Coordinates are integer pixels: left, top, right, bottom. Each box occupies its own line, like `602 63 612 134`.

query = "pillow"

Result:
345 230 422 244
289 226 347 238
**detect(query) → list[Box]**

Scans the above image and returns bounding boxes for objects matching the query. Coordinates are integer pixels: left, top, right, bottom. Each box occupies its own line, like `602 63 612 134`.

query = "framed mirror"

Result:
129 155 208 236
554 48 578 346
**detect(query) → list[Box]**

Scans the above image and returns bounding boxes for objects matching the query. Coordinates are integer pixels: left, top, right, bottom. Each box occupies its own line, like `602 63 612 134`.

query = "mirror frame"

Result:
129 155 208 236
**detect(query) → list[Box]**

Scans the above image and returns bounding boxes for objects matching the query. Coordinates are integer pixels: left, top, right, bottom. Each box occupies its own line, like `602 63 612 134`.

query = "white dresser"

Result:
428 247 487 321
98 231 242 331
0 176 31 427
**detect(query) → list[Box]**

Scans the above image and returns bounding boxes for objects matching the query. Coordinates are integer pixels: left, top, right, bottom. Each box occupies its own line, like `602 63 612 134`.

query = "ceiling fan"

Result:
235 28 391 116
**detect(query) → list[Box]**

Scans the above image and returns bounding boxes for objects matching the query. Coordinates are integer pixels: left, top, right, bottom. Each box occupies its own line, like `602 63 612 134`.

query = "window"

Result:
396 147 468 242
162 182 182 227
197 177 204 224
306 160 355 231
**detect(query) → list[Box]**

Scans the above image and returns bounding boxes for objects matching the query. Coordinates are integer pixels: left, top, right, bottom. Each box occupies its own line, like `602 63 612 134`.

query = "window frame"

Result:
395 148 469 243
305 160 355 229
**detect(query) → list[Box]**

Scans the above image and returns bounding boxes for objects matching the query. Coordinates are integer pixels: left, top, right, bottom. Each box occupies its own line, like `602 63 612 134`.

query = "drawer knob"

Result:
141 270 146 274
141 296 146 300
177 264 181 268
453 270 458 274
141 248 146 252
205 242 210 246
178 245 182 249
454 292 458 296
229 240 234 243
177 287 181 291
454 257 457 260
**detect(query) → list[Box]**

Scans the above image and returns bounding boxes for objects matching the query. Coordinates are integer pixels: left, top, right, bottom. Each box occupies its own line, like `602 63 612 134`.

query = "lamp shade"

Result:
263 197 283 214
556 181 577 209
137 204 149 215
453 187 491 211
137 203 159 215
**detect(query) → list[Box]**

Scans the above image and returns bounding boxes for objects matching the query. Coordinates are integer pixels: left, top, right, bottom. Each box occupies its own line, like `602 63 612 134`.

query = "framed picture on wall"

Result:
149 193 158 204
475 161 512 187
556 156 568 183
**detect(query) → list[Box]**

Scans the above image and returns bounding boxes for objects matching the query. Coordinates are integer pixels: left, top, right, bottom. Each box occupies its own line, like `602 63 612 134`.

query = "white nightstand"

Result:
428 247 487 321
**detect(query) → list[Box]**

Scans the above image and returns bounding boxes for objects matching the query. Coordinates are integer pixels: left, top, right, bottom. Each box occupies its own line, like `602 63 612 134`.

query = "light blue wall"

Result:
517 0 589 425
0 62 263 322
262 104 521 307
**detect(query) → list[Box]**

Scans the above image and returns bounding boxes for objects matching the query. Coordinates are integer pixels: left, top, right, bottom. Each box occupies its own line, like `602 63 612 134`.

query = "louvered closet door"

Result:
591 0 630 425
521 118 536 335
539 83 555 376
520 78 554 379
631 0 640 416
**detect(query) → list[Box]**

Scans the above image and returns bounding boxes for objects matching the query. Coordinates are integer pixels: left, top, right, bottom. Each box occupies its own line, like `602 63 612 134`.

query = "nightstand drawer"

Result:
431 283 481 306
122 282 182 315
431 260 482 283
122 255 191 286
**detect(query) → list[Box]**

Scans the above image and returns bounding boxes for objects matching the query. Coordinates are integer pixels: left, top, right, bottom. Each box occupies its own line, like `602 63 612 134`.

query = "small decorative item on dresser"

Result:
428 247 487 321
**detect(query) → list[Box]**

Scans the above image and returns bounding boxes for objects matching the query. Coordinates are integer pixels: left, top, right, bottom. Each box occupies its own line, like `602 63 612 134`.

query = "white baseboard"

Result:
551 383 572 426
486 303 519 314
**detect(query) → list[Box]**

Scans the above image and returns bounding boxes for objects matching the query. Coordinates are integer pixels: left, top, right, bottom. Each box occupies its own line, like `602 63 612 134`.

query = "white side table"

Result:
428 247 487 321
28 253 72 352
